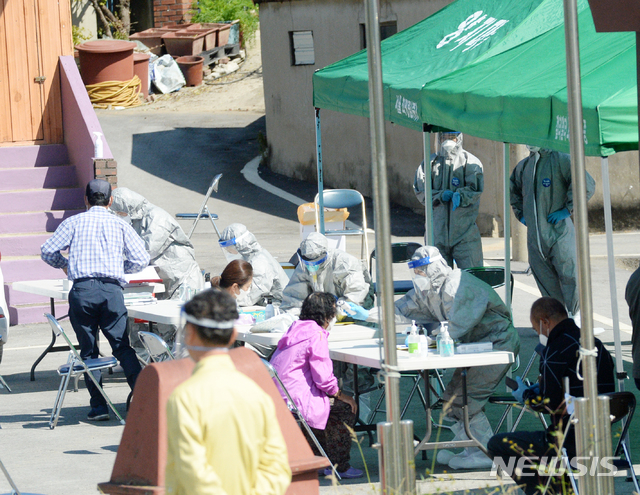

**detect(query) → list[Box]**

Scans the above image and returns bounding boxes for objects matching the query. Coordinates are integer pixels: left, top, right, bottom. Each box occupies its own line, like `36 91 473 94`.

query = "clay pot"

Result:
176 56 204 87
133 53 151 98
76 40 136 85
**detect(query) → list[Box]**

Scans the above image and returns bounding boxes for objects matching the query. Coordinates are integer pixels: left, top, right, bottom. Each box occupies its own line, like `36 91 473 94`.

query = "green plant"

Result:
72 25 91 47
191 0 259 46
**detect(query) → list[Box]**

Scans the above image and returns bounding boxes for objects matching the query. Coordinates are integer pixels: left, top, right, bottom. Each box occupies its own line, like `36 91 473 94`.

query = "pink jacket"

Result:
270 319 339 429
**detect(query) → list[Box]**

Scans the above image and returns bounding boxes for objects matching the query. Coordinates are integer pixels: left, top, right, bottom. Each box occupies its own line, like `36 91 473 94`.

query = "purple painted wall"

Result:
59 55 113 188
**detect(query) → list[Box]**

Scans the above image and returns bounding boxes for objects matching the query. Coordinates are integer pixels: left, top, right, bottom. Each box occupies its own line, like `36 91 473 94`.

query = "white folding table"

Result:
327 339 514 456
13 278 165 380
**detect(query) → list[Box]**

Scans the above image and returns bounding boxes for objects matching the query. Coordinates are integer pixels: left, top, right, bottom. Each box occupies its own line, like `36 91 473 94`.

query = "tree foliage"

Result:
191 0 259 46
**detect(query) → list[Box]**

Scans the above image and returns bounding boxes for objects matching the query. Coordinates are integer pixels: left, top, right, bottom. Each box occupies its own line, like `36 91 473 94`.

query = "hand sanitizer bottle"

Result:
437 321 448 354
408 324 420 355
265 297 275 320
439 326 454 357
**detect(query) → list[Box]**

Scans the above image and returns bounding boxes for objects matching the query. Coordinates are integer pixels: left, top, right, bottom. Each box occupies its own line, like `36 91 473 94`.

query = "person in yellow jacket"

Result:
165 289 291 495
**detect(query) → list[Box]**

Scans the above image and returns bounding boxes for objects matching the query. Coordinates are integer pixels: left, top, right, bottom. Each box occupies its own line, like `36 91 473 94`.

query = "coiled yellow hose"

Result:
85 76 142 109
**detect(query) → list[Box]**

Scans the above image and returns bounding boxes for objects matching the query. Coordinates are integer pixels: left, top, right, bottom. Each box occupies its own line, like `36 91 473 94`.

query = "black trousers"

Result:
68 278 141 408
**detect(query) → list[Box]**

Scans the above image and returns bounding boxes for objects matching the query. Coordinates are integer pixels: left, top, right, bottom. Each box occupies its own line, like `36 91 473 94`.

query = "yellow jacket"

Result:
165 354 291 495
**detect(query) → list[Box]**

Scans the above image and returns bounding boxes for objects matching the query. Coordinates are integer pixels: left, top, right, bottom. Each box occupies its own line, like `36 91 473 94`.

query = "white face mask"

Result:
538 322 548 346
441 140 457 153
526 145 541 153
413 276 432 293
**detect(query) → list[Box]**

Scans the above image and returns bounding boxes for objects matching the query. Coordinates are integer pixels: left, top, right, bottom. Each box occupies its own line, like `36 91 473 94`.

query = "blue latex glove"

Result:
345 302 369 321
547 208 570 224
511 376 528 404
452 191 461 211
441 189 453 202
519 216 526 226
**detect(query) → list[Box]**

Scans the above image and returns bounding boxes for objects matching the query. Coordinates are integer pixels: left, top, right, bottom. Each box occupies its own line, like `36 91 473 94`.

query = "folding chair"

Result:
314 189 369 260
261 358 341 480
138 331 175 363
0 454 46 495
45 314 125 429
369 242 421 295
176 173 223 239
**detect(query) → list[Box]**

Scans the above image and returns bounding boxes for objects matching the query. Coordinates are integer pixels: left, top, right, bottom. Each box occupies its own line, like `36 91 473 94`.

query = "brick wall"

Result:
153 0 193 27
94 158 117 187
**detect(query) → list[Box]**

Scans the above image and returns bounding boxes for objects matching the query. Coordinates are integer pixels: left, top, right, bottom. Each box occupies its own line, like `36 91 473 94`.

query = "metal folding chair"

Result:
369 242 421 295
176 173 223 239
44 314 125 429
0 454 45 495
138 331 175 363
314 189 369 260
261 358 341 480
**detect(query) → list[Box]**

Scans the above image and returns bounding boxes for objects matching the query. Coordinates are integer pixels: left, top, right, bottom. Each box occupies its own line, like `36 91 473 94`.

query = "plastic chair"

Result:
176 173 223 239
280 262 296 280
464 266 514 300
314 189 369 260
369 242 421 295
45 314 125 429
261 358 341 480
138 331 175 363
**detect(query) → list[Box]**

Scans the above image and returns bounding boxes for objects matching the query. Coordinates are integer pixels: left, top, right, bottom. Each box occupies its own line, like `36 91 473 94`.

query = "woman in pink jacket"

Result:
270 292 363 479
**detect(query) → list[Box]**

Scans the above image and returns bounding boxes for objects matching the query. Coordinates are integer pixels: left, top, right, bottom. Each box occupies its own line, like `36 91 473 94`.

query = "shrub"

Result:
191 0 259 46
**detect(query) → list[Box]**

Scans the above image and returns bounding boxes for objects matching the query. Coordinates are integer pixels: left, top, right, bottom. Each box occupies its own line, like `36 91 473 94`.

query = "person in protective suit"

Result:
413 132 484 269
510 147 595 317
219 223 290 307
395 245 520 470
280 233 374 315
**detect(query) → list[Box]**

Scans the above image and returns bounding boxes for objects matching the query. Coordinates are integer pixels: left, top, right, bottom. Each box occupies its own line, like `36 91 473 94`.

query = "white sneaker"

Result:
436 449 462 465
448 450 493 470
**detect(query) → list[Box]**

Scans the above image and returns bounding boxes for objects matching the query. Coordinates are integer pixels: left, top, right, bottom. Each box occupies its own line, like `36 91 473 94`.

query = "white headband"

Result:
183 312 235 330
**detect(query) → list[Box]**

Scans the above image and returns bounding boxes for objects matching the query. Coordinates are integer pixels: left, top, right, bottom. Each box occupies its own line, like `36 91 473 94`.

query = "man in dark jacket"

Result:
487 297 615 495
625 266 640 390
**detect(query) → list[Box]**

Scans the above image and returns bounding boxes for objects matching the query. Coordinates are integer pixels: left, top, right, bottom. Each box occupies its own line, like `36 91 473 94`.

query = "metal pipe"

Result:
422 126 434 245
563 0 607 492
315 108 325 234
601 156 626 391
503 143 511 310
364 0 408 493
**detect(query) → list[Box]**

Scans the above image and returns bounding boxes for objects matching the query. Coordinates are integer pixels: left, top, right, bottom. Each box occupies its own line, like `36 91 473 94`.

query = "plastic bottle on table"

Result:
439 326 454 357
265 298 275 320
408 324 420 355
436 321 448 354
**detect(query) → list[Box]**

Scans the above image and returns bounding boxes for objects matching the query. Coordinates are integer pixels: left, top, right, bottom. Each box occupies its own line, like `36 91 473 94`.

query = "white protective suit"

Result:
111 188 204 297
219 224 290 307
413 134 484 269
396 246 520 468
280 233 374 314
510 149 595 316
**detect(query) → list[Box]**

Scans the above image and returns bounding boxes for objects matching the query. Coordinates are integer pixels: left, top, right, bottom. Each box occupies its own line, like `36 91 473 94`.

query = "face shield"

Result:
218 237 243 262
439 132 462 157
408 254 443 293
175 308 235 358
297 251 328 292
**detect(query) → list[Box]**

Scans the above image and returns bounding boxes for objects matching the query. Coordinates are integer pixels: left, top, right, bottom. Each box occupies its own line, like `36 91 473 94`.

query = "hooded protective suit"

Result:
510 150 595 315
110 188 204 297
396 246 520 419
413 135 484 269
280 233 373 314
219 223 290 307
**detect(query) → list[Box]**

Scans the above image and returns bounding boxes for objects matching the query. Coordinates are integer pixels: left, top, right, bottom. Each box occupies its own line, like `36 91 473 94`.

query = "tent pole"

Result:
503 143 511 310
601 156 626 390
315 108 325 234
563 1 612 493
422 125 434 245
364 0 412 493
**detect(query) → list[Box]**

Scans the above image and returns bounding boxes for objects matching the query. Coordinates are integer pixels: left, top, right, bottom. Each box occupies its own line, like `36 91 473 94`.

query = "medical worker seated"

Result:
395 245 520 469
280 233 373 314
270 292 363 479
219 223 289 307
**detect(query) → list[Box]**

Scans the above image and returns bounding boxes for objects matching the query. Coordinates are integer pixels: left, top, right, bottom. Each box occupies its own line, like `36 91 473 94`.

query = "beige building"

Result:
255 0 639 237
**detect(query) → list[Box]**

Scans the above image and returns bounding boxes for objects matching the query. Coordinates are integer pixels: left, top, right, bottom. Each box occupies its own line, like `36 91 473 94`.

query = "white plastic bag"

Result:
150 54 185 94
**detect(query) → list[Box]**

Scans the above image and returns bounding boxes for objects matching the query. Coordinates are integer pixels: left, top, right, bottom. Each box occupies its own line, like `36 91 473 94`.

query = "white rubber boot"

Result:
436 419 466 465
448 412 494 470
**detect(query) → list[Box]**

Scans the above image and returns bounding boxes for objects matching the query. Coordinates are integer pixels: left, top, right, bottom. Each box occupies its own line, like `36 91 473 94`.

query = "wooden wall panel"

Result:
58 0 74 56
38 0 64 143
0 0 13 142
22 0 44 141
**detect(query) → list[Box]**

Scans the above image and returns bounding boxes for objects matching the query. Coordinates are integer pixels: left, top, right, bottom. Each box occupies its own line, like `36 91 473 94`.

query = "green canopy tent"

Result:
312 0 638 390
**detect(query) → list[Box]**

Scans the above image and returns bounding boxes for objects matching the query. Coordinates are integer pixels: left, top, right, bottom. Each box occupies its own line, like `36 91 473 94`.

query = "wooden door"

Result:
0 0 73 145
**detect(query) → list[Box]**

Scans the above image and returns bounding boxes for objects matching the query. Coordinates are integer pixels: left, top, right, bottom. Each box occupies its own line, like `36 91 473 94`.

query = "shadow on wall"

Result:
129 117 424 237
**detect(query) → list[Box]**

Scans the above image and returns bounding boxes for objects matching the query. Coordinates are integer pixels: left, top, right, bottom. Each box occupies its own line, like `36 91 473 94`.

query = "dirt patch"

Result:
588 205 640 233
127 32 264 114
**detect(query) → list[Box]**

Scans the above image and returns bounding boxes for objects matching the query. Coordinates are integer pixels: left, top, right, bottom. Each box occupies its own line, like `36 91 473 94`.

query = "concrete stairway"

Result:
0 145 85 324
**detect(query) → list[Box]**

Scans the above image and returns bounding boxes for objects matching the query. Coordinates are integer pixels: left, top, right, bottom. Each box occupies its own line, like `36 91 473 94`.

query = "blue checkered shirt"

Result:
41 206 150 285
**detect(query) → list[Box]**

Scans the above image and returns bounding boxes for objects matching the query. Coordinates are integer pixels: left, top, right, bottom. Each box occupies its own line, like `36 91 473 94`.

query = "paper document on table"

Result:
125 266 162 284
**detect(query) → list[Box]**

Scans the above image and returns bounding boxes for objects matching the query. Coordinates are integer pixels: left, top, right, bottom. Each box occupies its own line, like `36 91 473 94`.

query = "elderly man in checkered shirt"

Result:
41 179 150 421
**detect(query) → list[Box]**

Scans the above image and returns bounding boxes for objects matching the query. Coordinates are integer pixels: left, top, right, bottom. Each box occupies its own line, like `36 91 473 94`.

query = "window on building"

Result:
290 31 315 66
360 21 398 50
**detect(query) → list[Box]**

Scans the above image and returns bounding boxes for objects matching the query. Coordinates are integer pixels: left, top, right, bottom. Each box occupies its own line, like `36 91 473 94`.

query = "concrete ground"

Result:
2 109 640 494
